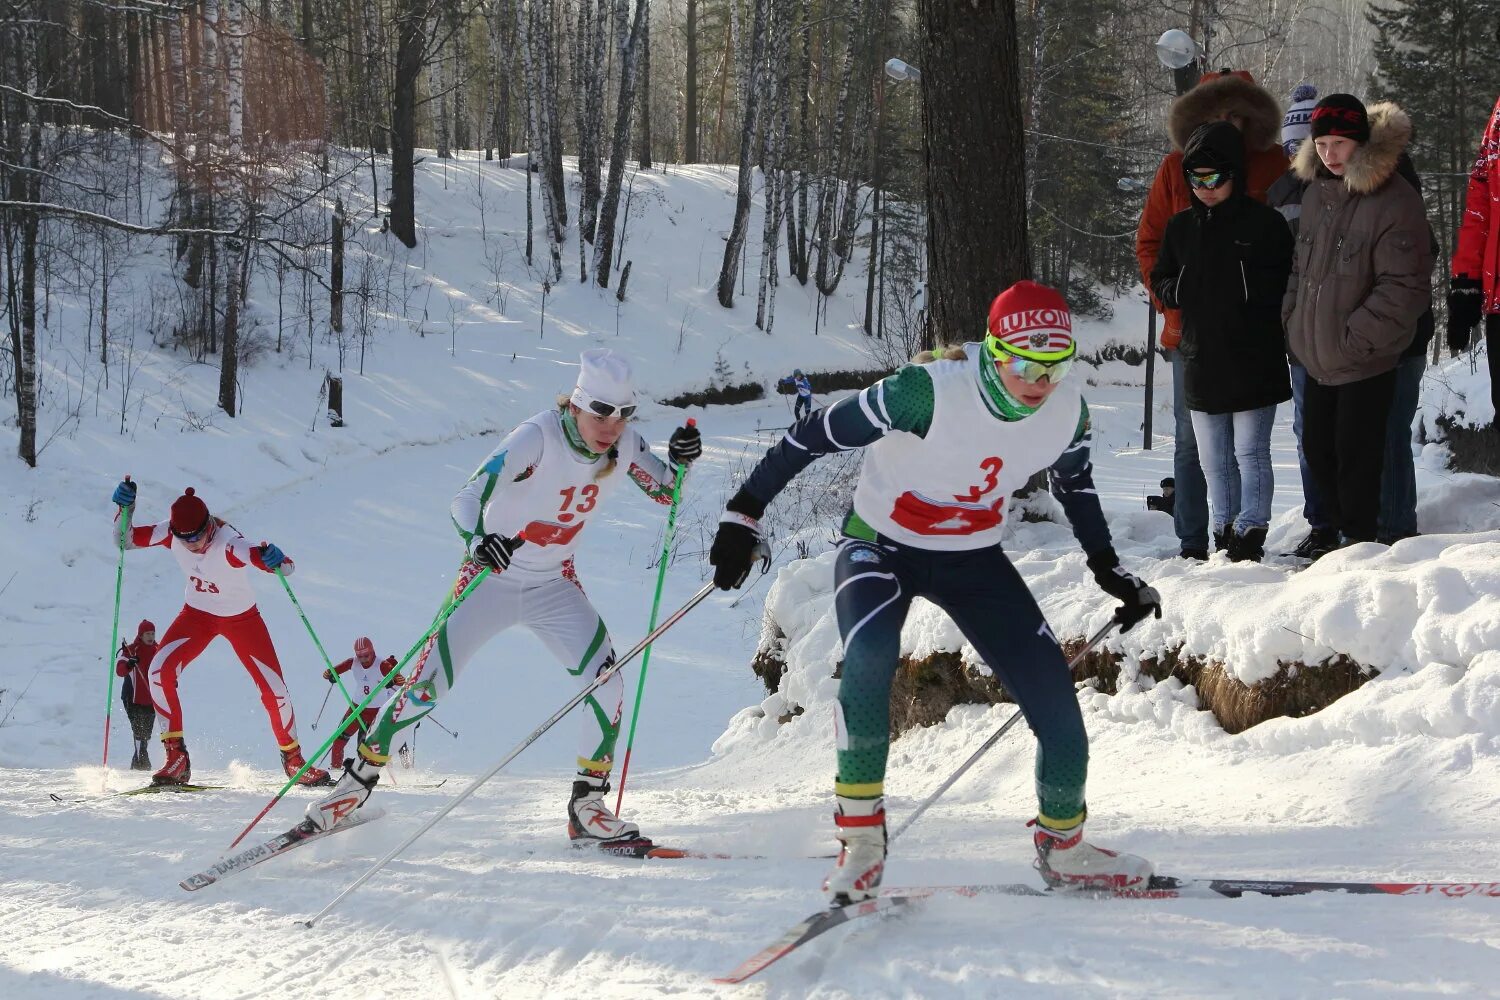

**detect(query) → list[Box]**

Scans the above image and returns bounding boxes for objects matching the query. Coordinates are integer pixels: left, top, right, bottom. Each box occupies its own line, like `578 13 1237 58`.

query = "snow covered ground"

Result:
3 151 1499 998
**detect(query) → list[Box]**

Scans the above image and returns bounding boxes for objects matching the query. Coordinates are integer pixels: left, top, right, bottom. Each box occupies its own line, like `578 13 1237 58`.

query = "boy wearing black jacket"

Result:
1151 121 1294 562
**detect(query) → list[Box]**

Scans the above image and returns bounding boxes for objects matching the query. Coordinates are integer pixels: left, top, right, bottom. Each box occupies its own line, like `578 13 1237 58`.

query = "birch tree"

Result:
590 0 647 285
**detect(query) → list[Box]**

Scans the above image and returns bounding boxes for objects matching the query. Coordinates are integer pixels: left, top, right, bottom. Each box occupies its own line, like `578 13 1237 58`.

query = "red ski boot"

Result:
152 735 191 786
281 744 332 786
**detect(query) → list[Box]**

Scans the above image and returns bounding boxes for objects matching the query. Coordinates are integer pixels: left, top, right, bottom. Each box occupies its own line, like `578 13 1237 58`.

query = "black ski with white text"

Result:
713 876 1500 984
179 807 384 892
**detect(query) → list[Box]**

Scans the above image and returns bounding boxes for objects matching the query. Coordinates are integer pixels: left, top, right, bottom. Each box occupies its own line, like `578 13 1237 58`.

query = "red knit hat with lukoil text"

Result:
985 281 1077 361
169 487 211 538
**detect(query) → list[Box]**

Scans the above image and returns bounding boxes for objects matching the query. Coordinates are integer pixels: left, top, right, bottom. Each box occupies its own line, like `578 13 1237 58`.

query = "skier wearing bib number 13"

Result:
709 281 1163 902
108 483 331 787
306 349 703 849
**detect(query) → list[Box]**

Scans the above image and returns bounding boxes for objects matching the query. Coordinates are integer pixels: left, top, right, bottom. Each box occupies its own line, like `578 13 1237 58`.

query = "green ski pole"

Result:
614 424 693 814
228 564 494 849
102 475 131 769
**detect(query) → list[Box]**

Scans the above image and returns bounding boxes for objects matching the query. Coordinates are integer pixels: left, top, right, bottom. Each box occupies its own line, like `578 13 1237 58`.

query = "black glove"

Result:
1087 551 1162 634
472 532 520 571
111 478 136 508
1448 276 1484 355
668 423 702 466
710 513 762 590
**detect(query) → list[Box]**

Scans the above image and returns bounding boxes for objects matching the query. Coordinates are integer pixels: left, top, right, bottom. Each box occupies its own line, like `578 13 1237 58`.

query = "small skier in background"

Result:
307 349 702 848
323 636 404 768
785 369 814 421
109 482 331 787
115 619 159 770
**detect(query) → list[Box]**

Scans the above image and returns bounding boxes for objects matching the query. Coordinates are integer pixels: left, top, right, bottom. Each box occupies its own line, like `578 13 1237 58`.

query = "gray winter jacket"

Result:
1281 103 1433 386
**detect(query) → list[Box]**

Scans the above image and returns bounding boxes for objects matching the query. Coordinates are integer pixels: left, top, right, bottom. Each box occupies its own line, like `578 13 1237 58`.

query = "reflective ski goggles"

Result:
570 386 637 420
1186 169 1232 190
985 335 1076 384
171 519 212 543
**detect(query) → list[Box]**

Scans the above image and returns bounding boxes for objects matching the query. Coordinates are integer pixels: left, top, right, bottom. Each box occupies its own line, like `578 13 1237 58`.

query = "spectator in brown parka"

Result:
1282 95 1433 553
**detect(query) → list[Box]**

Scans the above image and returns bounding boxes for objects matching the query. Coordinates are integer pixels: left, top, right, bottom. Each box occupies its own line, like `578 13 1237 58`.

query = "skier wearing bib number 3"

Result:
307 349 703 848
710 281 1163 901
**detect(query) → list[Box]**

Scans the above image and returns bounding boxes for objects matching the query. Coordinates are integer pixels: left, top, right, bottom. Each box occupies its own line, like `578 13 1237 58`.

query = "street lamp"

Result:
1155 29 1197 70
884 57 920 83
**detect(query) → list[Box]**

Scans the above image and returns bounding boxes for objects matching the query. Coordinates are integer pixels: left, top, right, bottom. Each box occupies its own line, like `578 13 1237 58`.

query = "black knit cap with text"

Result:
1310 93 1370 144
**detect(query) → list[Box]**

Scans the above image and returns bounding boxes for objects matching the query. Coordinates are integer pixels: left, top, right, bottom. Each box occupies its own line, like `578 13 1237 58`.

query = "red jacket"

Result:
1452 93 1500 314
1136 72 1289 349
115 635 158 707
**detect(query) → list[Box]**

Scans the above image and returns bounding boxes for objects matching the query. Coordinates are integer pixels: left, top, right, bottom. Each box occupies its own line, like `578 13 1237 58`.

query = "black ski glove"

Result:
1448 276 1484 356
1087 550 1162 634
472 533 522 572
710 513 762 590
668 422 702 466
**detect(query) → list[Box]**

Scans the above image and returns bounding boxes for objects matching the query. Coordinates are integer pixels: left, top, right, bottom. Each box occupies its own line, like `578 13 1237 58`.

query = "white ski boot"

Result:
1031 818 1153 891
566 772 641 843
823 796 887 905
305 755 381 832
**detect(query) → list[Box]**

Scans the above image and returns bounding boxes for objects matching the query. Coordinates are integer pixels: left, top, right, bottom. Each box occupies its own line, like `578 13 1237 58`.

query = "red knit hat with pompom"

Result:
169 488 210 538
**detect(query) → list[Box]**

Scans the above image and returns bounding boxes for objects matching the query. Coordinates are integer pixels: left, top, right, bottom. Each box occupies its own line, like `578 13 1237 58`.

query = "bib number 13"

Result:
557 485 599 523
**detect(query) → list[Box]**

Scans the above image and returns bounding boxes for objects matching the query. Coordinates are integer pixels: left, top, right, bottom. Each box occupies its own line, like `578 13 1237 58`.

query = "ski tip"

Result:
295 918 316 930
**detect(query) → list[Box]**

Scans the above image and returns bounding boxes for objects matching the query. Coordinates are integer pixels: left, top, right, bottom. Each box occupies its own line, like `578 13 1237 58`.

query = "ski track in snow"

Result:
3 154 1499 997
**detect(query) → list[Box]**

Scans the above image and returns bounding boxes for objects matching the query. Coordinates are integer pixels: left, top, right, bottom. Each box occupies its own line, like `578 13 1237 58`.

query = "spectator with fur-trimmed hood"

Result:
1136 71 1288 561
1282 95 1433 551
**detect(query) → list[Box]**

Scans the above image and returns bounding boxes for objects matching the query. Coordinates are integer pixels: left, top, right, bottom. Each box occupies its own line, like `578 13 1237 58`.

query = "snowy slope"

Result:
3 150 1500 999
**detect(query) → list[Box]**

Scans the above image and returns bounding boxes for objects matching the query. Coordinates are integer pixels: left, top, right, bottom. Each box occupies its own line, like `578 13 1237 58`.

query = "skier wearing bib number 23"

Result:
307 349 703 848
709 281 1163 901
108 482 331 787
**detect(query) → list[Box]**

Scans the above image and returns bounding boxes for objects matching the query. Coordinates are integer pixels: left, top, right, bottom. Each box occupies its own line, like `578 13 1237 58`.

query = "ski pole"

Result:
102 475 131 769
276 568 369 737
425 716 458 739
310 684 334 731
300 579 727 929
614 433 692 814
887 618 1118 847
228 565 495 849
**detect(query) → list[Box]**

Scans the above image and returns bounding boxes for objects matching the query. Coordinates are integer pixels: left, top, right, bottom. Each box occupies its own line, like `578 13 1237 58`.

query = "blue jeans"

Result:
1377 353 1425 541
1289 362 1331 530
1189 405 1277 532
1169 349 1211 550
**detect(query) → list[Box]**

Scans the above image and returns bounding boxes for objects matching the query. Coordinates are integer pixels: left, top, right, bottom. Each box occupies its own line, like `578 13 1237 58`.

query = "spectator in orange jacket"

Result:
115 619 159 770
1136 70 1288 559
1449 88 1500 425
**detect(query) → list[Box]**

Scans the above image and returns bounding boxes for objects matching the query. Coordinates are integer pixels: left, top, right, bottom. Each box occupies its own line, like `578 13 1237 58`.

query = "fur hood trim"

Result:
1291 102 1412 194
1168 74 1282 153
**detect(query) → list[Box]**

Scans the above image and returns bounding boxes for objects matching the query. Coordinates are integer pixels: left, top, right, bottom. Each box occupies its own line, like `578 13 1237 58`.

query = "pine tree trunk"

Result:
716 0 766 308
331 197 346 332
918 0 1029 348
389 0 425 247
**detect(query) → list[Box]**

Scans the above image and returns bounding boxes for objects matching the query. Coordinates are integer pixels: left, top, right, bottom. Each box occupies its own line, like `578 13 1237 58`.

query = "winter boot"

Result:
823 796 888 905
1228 527 1267 563
1031 817 1152 891
1212 526 1232 554
1292 527 1340 561
281 744 332 787
567 772 641 843
130 739 152 771
152 735 191 786
305 755 381 832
